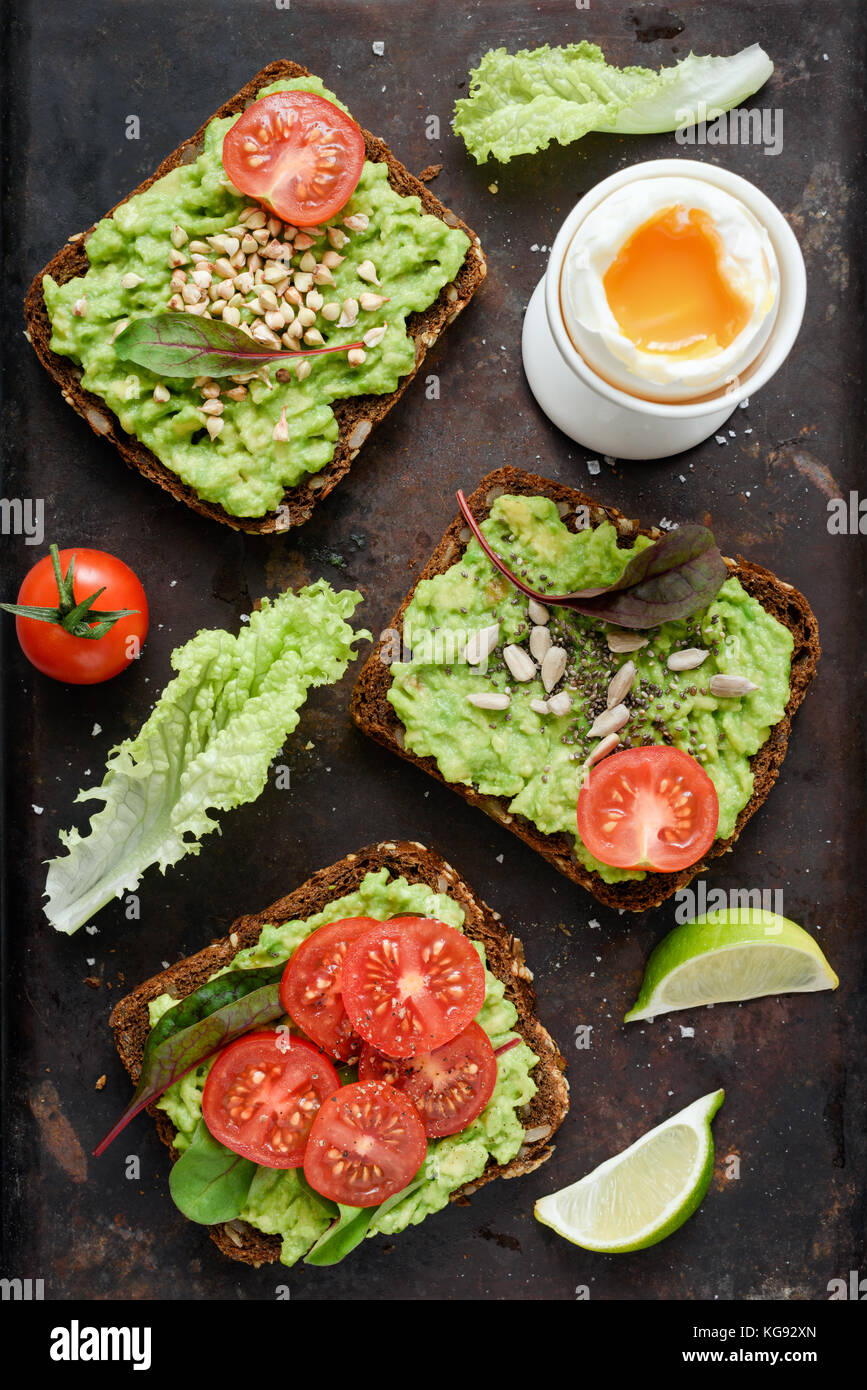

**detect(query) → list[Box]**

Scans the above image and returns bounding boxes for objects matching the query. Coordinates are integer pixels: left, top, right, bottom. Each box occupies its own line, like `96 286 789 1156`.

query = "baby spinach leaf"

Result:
303 1168 429 1266
95 976 284 1157
168 1119 256 1225
457 491 727 629
114 313 364 378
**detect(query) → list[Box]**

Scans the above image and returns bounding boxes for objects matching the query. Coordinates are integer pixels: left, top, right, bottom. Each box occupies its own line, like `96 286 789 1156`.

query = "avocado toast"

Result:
24 60 486 533
350 468 820 913
108 841 569 1268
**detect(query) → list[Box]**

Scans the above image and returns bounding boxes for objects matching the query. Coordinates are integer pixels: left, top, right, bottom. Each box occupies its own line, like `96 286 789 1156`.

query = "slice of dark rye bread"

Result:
24 61 486 535
350 467 821 914
108 840 569 1269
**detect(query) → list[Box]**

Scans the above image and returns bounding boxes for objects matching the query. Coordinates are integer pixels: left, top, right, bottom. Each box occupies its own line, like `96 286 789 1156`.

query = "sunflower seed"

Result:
588 703 629 738
461 624 499 666
466 691 510 711
607 630 649 653
607 660 636 708
709 674 759 697
667 648 709 672
546 691 572 717
527 598 550 625
541 645 567 693
529 625 552 662
503 644 536 683
529 698 551 715
586 733 620 766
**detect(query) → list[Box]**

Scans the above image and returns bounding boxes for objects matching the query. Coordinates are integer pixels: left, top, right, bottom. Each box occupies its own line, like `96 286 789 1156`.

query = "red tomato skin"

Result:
576 745 719 873
341 916 487 1059
358 1021 498 1138
14 548 148 685
201 1032 340 1170
303 1080 427 1207
278 916 377 1062
221 91 365 227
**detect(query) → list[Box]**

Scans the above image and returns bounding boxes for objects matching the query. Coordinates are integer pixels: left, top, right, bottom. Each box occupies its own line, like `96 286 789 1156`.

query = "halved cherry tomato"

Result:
358 1021 497 1138
303 1079 427 1207
221 91 365 227
341 917 486 1059
201 1032 339 1169
576 745 720 872
6 545 148 684
279 917 377 1062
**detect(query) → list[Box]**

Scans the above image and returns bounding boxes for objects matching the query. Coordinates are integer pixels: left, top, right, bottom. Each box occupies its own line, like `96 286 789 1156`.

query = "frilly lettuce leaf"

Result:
453 41 773 164
44 581 366 935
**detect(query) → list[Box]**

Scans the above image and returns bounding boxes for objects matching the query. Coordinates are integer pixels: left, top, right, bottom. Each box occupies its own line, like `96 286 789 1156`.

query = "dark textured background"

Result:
1 0 864 1301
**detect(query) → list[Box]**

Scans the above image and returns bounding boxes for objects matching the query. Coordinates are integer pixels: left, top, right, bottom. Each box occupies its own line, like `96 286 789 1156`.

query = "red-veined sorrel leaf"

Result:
114 312 364 378
456 491 726 628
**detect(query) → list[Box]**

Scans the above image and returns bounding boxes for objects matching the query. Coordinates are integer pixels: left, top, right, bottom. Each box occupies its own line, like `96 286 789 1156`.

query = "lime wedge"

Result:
535 1090 724 1253
625 910 838 1023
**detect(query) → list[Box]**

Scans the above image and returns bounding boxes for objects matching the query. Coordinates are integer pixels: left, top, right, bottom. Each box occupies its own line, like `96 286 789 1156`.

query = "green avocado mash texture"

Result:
388 495 794 883
43 77 470 518
150 870 537 1267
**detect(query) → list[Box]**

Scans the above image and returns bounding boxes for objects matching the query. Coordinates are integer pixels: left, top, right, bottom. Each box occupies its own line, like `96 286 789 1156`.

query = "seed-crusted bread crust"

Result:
350 468 821 913
24 61 486 534
108 840 569 1269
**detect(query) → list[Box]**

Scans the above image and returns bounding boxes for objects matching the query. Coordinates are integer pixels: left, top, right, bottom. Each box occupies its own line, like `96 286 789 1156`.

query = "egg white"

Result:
560 176 780 403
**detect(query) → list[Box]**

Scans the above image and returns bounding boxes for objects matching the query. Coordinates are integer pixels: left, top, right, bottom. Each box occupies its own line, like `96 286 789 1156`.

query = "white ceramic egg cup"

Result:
521 158 807 460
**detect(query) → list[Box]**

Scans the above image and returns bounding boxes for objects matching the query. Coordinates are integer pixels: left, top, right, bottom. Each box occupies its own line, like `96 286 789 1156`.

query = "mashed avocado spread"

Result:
43 77 470 518
149 869 537 1266
388 495 793 883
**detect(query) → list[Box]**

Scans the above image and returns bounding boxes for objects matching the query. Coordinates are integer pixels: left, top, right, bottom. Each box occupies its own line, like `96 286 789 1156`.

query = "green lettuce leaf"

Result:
44 580 366 935
453 41 773 164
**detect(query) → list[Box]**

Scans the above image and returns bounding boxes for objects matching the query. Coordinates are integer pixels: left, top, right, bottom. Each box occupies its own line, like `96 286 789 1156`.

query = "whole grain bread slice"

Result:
108 839 569 1269
24 61 486 534
350 468 821 913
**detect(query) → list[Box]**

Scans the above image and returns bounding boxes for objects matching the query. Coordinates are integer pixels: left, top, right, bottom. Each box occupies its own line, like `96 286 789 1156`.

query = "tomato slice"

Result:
341 917 487 1059
221 91 365 226
358 1021 498 1138
576 745 720 872
303 1080 427 1207
201 1032 339 1169
279 917 377 1062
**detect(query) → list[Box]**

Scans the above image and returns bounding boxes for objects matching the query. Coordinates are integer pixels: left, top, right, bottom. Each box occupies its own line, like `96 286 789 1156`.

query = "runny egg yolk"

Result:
602 205 753 356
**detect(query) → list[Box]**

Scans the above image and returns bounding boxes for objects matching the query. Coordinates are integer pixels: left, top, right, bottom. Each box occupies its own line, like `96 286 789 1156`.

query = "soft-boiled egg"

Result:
560 176 780 403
